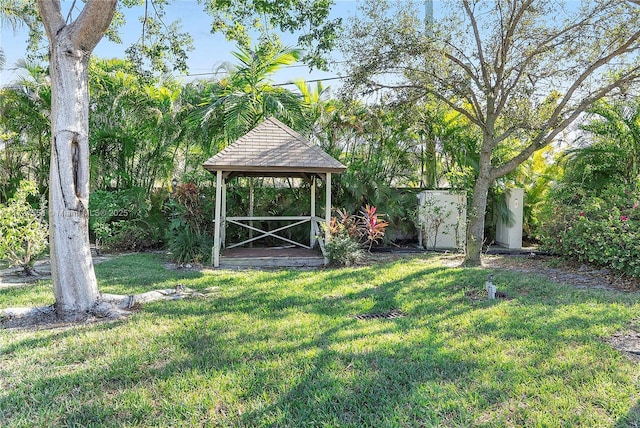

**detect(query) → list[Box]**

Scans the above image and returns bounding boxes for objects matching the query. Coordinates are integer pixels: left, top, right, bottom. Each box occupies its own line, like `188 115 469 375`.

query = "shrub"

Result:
324 231 365 266
165 183 215 264
167 224 214 264
89 187 166 252
96 220 157 252
0 180 48 275
322 205 388 266
359 204 390 250
538 190 640 277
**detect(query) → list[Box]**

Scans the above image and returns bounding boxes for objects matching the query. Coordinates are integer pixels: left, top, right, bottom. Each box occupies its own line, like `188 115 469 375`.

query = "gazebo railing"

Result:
225 216 327 252
311 216 328 259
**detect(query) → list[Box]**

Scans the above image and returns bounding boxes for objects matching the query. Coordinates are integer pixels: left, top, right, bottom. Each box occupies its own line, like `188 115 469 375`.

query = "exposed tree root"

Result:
1 285 208 330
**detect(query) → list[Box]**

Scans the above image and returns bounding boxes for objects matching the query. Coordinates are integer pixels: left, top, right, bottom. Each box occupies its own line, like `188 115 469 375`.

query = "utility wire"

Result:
175 72 350 87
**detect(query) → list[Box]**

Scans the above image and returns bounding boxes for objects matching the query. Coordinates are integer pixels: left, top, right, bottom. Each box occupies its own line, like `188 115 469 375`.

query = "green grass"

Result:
1 253 639 427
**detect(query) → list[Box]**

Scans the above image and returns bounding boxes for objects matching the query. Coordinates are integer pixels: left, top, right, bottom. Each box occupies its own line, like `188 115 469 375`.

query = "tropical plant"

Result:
326 205 388 248
0 180 48 275
165 183 215 264
314 101 425 241
196 41 310 144
359 204 389 251
0 59 51 199
583 98 640 180
88 58 184 193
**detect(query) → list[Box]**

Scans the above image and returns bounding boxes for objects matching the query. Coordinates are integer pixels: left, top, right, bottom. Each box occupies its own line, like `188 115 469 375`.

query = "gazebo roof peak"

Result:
203 116 346 177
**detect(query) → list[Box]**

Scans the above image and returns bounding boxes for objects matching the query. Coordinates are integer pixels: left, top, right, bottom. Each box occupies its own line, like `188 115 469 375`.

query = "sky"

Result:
0 0 365 88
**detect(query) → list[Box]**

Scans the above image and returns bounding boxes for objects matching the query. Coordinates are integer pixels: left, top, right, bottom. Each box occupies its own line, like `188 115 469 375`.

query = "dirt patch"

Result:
0 306 121 331
0 255 115 290
481 253 640 293
607 330 640 362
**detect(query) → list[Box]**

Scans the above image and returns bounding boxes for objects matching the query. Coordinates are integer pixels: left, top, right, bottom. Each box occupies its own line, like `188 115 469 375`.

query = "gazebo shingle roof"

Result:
203 117 346 177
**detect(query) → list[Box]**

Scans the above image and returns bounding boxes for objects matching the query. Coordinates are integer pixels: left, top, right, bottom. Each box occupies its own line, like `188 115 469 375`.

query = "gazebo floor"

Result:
219 247 325 268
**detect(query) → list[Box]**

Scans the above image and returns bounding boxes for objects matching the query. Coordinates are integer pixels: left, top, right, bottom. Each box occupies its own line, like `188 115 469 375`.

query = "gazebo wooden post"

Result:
249 178 254 247
324 173 332 265
213 169 222 267
221 175 227 249
325 172 332 234
310 176 316 247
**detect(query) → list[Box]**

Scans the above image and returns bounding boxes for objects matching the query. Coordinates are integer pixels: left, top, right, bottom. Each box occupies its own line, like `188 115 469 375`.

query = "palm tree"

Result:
0 59 51 198
197 41 309 144
576 98 640 189
0 0 37 74
88 58 184 193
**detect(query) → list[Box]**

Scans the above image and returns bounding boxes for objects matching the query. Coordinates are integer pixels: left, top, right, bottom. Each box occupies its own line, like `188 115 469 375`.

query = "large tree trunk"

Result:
463 176 491 266
463 145 493 267
49 39 98 319
38 0 117 320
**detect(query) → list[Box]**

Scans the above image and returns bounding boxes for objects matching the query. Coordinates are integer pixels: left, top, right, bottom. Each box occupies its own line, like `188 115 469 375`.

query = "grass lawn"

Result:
1 253 639 427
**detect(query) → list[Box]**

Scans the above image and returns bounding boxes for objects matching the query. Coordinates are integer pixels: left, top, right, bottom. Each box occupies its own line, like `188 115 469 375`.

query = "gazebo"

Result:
203 117 346 268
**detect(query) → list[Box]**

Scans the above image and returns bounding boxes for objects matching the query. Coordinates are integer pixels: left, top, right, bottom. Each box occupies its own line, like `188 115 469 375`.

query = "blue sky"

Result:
0 0 365 87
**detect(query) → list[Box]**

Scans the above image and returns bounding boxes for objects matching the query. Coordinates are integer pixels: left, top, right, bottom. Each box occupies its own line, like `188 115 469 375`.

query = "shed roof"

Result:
203 117 346 178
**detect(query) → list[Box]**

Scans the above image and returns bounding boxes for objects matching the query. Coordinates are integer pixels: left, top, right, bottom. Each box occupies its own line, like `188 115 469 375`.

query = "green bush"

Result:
90 187 166 252
96 220 158 252
325 232 365 266
165 183 215 264
167 224 213 264
538 191 640 277
0 180 48 274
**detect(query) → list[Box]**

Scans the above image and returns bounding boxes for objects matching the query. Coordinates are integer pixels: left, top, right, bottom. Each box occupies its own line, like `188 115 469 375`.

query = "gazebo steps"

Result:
218 247 325 268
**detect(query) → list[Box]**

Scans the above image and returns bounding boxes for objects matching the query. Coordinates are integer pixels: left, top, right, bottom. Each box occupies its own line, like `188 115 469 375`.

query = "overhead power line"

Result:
177 72 350 87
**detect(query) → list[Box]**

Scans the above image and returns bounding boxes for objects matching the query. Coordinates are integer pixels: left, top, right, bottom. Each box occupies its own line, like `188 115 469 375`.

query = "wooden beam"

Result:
221 176 227 249
310 176 316 248
213 170 222 267
249 177 254 247
324 172 331 266
325 172 332 228
226 218 311 249
227 216 311 221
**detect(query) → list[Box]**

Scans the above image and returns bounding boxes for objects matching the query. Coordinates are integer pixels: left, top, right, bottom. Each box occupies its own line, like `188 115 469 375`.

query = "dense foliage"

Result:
539 193 640 276
538 99 640 277
3 4 640 270
0 180 48 274
324 205 389 265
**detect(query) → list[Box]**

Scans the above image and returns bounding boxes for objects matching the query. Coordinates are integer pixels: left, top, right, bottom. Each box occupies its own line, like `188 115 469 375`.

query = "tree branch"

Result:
67 0 117 53
541 30 640 143
491 69 640 180
36 0 65 40
463 0 491 90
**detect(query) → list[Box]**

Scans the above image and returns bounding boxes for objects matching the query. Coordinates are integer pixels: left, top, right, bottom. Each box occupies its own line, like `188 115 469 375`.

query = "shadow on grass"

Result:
615 400 640 427
229 319 479 426
2 254 639 426
95 253 204 294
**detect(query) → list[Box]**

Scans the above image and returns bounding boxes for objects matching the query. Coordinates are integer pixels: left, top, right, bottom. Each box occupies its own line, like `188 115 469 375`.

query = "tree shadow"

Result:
2 254 639 426
615 400 640 427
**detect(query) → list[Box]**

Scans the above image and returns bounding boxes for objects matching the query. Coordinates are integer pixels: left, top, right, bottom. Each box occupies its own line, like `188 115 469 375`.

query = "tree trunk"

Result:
49 37 99 319
38 0 117 320
463 145 493 267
